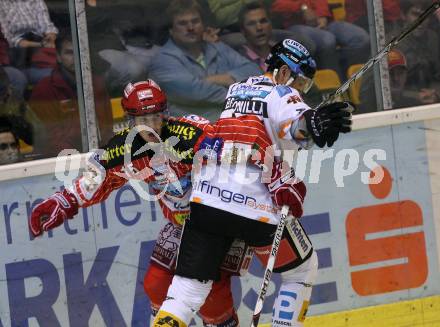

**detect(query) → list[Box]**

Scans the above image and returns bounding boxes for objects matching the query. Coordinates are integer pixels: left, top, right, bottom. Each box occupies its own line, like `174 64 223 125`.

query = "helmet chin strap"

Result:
273 68 295 86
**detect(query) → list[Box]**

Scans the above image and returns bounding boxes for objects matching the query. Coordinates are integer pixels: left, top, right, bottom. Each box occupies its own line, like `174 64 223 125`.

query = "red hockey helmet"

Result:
121 79 167 116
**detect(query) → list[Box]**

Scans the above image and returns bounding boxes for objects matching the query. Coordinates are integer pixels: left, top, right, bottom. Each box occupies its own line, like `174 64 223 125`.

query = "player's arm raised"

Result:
29 139 129 237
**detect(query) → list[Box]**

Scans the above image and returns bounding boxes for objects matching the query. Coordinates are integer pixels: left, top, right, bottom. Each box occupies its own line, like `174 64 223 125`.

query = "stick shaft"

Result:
250 205 290 327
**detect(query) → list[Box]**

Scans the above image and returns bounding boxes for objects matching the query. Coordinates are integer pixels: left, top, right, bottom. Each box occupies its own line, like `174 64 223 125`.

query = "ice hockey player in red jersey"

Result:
28 79 249 326
153 39 353 327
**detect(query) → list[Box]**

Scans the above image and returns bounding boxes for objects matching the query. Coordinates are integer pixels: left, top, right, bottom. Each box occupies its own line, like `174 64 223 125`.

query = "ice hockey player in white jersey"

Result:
152 39 353 327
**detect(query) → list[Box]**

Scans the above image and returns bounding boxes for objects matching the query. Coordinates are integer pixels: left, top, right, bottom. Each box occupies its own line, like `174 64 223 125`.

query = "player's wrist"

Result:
290 116 315 149
55 189 79 216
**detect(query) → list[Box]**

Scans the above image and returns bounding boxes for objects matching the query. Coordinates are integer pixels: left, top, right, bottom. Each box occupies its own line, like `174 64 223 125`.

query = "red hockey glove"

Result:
30 189 79 237
266 162 306 218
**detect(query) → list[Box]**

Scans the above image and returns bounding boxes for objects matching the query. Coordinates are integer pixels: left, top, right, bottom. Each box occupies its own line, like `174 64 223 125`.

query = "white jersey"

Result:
190 75 312 224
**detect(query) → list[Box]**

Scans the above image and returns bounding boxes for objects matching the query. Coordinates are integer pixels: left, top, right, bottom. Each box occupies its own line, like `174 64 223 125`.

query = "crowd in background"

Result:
0 0 439 165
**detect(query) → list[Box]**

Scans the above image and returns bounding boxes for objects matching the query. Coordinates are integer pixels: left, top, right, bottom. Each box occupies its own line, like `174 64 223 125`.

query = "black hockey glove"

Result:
302 102 354 148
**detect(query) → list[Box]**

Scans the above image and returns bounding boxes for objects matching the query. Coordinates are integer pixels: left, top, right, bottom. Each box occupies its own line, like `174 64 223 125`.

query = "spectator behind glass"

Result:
206 0 273 32
237 2 275 72
0 116 21 165
149 0 260 121
206 0 317 55
29 31 114 158
85 0 160 96
0 66 44 154
236 1 323 107
271 0 370 79
345 0 401 32
397 0 440 104
360 49 425 112
0 28 28 99
0 0 58 85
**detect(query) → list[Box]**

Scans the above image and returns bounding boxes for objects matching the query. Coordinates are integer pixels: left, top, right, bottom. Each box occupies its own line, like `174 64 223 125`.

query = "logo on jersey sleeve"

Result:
229 83 270 99
275 85 293 98
287 95 303 104
183 114 210 124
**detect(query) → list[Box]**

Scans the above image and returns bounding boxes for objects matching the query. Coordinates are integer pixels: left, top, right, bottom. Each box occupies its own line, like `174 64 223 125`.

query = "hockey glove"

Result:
266 162 306 218
30 189 79 237
303 102 354 148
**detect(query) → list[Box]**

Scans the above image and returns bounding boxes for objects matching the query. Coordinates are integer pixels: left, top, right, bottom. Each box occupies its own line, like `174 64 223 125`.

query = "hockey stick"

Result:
317 1 440 108
250 205 290 327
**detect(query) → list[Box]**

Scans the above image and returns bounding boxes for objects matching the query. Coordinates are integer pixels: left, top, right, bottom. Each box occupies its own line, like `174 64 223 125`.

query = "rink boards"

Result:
0 107 440 327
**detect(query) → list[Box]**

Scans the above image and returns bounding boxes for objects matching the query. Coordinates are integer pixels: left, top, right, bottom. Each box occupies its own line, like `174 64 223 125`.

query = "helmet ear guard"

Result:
121 79 168 116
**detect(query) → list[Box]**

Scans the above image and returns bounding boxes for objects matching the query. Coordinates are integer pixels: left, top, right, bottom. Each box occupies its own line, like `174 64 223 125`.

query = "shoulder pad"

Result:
181 114 210 125
228 83 271 99
275 85 293 98
254 81 275 87
101 128 149 169
162 119 204 164
102 129 129 149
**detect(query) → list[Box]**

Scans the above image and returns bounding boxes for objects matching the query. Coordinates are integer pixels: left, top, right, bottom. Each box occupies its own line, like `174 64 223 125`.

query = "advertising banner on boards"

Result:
0 121 439 327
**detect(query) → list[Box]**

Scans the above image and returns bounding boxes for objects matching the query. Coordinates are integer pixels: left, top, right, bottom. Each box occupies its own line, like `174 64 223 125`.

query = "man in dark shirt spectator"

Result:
29 31 113 157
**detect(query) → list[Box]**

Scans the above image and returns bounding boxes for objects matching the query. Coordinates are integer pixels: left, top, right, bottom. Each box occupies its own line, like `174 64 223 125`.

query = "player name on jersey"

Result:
224 98 268 118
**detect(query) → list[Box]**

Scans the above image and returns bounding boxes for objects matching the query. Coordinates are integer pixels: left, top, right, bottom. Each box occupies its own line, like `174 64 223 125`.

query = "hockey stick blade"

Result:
317 1 440 109
250 205 290 327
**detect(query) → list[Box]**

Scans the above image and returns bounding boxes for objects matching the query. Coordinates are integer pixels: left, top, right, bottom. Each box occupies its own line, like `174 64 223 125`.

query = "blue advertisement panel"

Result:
0 121 438 326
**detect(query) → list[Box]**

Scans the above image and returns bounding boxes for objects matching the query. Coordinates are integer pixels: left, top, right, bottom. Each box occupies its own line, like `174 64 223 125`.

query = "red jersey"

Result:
67 115 213 226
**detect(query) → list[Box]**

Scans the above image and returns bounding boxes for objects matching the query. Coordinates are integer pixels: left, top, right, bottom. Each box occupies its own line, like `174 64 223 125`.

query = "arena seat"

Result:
19 139 33 154
314 69 341 92
347 64 364 105
111 97 124 120
328 0 346 21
